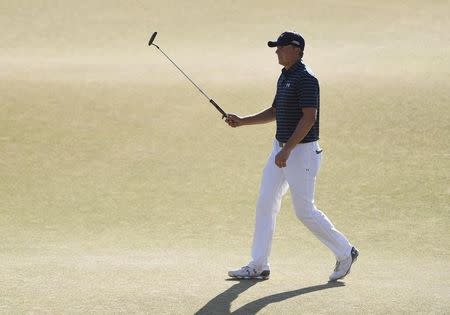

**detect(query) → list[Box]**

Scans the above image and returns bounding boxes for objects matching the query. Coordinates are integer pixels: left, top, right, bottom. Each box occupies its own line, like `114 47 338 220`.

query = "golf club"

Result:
148 32 227 119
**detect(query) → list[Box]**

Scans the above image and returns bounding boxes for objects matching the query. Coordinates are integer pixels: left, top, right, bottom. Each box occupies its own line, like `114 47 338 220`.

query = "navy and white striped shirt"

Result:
272 60 320 143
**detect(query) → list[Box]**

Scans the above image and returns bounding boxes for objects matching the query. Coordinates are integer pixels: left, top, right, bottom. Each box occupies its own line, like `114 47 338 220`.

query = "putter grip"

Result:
209 99 227 119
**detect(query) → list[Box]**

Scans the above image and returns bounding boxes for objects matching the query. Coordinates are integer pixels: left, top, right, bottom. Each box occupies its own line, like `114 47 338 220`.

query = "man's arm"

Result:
283 107 317 150
225 106 275 128
274 107 317 168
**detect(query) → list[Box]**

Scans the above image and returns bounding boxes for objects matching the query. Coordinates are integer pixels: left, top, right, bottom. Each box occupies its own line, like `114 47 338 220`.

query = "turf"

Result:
1 0 449 313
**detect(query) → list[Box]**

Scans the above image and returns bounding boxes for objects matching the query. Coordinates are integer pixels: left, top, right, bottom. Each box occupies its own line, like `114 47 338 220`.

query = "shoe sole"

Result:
228 270 270 280
329 248 359 282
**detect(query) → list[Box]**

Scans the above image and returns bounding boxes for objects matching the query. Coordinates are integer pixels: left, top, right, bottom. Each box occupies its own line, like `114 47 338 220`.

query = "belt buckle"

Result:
278 141 285 148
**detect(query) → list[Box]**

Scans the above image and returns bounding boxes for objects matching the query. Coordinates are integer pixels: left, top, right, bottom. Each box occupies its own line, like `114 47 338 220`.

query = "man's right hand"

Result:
225 114 244 128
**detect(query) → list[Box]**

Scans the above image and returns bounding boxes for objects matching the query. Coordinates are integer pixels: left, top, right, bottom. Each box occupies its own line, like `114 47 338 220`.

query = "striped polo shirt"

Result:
272 60 320 143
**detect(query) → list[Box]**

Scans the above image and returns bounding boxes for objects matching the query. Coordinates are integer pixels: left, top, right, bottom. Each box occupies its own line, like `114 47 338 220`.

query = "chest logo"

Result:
285 83 291 88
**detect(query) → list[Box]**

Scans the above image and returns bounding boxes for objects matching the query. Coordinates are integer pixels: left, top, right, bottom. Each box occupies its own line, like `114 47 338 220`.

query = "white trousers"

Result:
251 140 352 270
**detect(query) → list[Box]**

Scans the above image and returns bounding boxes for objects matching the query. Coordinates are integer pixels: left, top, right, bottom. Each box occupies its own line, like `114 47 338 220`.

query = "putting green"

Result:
1 0 449 313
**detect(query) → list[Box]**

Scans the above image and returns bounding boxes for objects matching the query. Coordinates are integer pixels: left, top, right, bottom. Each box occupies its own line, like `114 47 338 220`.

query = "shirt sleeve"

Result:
298 75 319 108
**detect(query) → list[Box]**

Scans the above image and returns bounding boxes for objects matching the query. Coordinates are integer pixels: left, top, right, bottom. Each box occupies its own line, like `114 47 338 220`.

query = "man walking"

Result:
225 31 358 282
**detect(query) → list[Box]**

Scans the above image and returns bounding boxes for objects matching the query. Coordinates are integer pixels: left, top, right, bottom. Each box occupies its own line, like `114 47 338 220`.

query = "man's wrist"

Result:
284 136 305 151
241 116 250 125
283 142 296 152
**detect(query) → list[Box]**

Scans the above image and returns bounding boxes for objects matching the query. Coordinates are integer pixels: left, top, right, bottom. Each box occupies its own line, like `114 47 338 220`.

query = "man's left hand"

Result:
275 148 292 168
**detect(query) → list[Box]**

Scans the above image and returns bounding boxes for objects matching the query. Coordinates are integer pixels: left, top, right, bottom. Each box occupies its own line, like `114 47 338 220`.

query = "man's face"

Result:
275 45 300 68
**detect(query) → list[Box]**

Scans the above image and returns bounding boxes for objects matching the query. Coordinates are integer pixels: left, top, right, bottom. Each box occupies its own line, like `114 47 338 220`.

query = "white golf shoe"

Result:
329 247 359 282
228 265 270 280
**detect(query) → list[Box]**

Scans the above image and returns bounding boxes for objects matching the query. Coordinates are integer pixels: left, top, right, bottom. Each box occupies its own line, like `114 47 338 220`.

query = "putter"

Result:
148 32 227 119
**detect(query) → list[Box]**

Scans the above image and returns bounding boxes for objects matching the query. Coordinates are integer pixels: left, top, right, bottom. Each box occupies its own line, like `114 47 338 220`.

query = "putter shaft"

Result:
149 32 227 119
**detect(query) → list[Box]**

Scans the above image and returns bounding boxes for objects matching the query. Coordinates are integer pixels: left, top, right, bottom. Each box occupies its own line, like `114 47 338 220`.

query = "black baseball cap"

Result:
268 31 305 50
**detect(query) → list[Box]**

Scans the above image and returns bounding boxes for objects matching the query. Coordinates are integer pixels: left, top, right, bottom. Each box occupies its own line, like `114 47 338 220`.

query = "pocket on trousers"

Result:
306 147 321 178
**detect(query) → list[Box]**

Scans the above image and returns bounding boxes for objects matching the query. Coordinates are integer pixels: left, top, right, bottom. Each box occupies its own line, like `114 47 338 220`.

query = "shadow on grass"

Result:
195 279 345 315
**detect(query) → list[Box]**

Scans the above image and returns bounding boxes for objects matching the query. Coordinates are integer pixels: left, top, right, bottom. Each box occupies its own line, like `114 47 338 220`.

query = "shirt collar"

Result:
282 59 304 75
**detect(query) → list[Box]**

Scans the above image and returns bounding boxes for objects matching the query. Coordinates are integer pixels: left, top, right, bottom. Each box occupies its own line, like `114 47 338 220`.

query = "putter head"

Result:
148 32 157 46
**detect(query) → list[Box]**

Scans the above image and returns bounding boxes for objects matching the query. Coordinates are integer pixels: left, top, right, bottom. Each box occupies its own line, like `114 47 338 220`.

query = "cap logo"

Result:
292 40 300 45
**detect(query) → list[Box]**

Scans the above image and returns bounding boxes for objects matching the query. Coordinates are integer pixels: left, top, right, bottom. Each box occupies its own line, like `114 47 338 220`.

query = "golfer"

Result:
226 31 358 281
